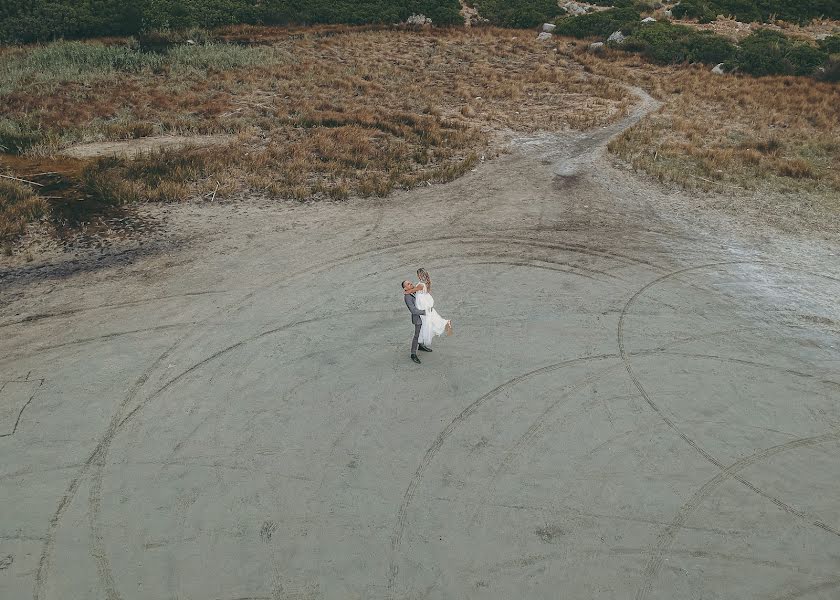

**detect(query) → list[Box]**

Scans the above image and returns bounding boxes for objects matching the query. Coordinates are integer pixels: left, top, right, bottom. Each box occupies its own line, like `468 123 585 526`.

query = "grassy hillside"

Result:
0 0 463 43
672 0 840 24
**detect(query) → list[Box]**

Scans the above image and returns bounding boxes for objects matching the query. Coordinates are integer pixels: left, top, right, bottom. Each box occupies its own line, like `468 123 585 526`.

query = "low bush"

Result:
671 0 840 25
624 22 736 65
474 0 563 28
732 29 828 76
818 35 840 55
820 55 840 82
554 7 641 38
0 0 463 43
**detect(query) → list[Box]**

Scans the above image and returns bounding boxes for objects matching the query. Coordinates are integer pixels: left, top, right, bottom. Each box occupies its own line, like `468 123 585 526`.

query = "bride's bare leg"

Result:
446 321 453 336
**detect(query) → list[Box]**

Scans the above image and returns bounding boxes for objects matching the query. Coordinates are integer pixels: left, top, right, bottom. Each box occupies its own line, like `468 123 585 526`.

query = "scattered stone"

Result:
542 23 556 33
562 1 589 16
711 63 726 75
405 14 432 27
642 17 657 23
537 32 554 41
589 42 605 53
607 31 626 45
185 39 196 45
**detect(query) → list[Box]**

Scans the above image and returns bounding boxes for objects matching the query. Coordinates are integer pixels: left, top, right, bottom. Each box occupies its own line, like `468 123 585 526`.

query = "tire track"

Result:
0 322 194 364
83 309 394 600
635 430 840 600
384 352 619 598
76 236 644 600
36 231 459 600
0 290 229 330
617 262 840 600
464 362 625 535
0 377 44 438
461 326 769 547
766 579 840 600
617 262 760 471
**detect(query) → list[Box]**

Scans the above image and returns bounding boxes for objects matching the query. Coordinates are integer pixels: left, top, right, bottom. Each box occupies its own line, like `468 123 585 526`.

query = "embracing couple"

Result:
402 268 453 365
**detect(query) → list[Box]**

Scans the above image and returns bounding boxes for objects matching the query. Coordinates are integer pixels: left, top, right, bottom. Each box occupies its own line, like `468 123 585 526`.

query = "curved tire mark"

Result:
635 431 840 600
385 353 619 597
617 262 840 600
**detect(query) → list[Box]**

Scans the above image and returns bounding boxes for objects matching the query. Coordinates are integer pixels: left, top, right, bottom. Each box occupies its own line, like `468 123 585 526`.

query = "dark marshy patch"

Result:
553 173 584 190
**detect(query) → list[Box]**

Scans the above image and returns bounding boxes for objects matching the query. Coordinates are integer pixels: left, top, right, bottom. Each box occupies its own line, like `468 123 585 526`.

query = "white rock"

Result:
711 63 726 74
664 9 672 17
607 31 626 44
589 42 605 52
537 32 554 41
186 39 196 45
405 14 432 26
562 1 588 16
542 23 556 33
642 17 657 23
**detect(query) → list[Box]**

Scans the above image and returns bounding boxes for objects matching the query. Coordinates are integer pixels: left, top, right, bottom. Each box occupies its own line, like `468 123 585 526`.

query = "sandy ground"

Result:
1 88 840 600
61 135 234 159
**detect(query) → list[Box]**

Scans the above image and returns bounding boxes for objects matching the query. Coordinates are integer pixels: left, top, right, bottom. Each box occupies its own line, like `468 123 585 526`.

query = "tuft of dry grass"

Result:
0 176 48 243
567 45 840 200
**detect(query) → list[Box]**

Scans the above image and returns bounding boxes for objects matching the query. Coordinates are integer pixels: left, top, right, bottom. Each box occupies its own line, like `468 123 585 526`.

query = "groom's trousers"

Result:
411 323 422 355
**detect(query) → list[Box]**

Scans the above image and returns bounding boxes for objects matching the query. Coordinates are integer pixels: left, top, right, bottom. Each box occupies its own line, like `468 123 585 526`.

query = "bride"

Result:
404 268 453 346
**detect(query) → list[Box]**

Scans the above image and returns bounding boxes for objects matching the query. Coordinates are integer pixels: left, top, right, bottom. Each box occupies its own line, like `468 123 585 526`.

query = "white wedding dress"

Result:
414 282 450 346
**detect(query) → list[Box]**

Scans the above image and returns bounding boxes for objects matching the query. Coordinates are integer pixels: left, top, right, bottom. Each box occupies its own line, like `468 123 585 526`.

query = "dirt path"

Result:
1 85 839 600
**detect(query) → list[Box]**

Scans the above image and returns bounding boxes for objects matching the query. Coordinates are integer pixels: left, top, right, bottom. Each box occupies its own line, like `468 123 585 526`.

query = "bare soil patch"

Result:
61 134 234 160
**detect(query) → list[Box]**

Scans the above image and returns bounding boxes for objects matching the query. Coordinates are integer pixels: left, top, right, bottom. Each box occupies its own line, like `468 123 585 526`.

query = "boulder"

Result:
663 9 673 17
537 32 554 41
641 17 657 23
607 31 626 44
562 2 588 16
542 23 556 33
589 42 605 53
405 14 432 27
711 63 726 75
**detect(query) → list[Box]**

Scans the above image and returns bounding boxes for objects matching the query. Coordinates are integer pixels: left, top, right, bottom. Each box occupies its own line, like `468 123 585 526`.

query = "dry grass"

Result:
0 27 632 242
670 16 840 42
0 176 47 245
565 45 840 195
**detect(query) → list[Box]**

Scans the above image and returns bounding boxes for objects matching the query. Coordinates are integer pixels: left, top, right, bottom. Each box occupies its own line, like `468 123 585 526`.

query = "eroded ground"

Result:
1 85 839 600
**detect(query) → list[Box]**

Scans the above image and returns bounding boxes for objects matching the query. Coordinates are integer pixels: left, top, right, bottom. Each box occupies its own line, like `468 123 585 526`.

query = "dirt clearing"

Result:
2 79 839 600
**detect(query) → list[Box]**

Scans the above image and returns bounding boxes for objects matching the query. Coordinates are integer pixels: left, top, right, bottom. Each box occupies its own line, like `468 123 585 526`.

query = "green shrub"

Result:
0 117 45 154
671 0 719 23
0 1 463 43
820 55 840 82
623 22 736 65
818 35 840 55
554 7 641 38
733 29 828 76
474 0 563 28
670 0 840 25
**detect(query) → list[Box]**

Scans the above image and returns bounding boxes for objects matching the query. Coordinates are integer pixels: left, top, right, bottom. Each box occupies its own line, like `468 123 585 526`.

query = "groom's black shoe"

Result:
411 354 421 364
418 344 433 353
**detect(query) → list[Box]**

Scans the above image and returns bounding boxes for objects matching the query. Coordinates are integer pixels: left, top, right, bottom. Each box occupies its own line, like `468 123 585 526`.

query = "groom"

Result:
402 280 432 364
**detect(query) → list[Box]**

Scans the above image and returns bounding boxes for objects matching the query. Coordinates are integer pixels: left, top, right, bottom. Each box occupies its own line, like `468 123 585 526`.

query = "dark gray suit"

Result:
404 293 426 354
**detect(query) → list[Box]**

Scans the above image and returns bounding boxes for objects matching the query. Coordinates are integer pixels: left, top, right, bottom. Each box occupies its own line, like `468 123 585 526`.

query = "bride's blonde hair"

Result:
417 268 431 293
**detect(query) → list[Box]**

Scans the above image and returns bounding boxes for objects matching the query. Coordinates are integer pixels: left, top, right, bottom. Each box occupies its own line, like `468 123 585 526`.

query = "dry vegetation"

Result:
563 44 840 226
0 27 631 243
2 25 838 246
670 16 840 42
0 176 47 252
